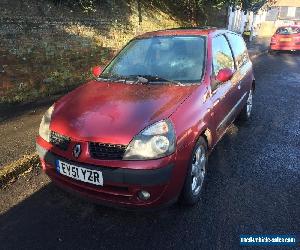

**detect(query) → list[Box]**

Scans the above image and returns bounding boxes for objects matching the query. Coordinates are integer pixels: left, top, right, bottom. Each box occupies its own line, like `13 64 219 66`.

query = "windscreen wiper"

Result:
130 75 184 86
98 74 184 86
97 75 128 82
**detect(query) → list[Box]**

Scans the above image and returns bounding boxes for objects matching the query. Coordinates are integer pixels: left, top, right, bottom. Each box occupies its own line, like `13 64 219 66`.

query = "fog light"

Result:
138 190 151 200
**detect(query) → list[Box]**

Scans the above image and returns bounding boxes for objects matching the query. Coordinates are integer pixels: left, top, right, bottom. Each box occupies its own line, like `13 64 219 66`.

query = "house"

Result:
258 0 300 36
228 0 300 38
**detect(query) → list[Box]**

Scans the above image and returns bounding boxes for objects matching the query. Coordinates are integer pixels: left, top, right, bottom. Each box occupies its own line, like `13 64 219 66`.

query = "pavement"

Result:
0 50 299 249
0 107 46 167
0 37 271 169
246 36 271 58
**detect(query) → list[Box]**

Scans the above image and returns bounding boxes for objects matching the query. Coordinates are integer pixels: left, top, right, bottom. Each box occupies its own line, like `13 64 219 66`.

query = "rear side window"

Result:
226 33 249 68
212 35 235 76
276 26 300 35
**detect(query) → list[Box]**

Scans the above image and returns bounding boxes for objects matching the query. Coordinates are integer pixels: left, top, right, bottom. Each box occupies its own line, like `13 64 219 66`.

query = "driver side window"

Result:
211 35 235 91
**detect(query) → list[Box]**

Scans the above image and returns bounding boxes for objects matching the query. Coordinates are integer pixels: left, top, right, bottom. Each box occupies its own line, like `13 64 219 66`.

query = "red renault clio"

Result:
269 25 300 52
36 27 255 208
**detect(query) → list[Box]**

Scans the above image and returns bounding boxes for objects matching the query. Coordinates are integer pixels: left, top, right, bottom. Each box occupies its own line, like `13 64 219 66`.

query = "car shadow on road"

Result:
269 50 300 57
0 178 225 249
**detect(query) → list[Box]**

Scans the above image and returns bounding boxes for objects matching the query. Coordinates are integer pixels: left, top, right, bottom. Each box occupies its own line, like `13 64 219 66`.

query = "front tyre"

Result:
180 137 208 205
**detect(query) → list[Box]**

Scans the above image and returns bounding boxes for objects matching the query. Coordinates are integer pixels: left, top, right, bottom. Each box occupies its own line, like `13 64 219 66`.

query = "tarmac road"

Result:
0 52 299 250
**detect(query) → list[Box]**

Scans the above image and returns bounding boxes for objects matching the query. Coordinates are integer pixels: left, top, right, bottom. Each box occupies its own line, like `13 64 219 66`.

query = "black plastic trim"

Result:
37 144 174 186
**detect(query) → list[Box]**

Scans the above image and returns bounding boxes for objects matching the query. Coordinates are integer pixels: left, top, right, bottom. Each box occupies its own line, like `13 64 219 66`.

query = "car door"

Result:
225 33 253 117
209 34 236 141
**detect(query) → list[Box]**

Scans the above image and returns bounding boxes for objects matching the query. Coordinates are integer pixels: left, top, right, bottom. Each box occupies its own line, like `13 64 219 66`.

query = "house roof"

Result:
273 0 300 7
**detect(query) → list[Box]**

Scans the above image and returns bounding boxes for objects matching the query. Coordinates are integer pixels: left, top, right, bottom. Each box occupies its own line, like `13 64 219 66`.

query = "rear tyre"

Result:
237 88 253 122
180 137 208 205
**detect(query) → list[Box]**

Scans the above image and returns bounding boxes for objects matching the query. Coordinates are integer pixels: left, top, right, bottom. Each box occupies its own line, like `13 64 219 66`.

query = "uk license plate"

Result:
56 160 103 186
280 38 291 42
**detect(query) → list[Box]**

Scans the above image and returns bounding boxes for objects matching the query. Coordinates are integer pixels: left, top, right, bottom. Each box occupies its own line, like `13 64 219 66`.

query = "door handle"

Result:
213 99 220 106
207 108 214 117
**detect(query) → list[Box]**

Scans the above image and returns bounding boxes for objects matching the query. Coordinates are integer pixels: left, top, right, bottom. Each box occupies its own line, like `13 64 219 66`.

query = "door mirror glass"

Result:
216 68 234 83
92 66 103 78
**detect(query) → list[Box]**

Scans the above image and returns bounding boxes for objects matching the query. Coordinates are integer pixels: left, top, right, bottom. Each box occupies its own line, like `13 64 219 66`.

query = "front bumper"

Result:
270 43 300 51
36 142 183 208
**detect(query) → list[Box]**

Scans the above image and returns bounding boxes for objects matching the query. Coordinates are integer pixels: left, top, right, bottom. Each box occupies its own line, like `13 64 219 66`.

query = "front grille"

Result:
50 131 70 151
89 142 126 160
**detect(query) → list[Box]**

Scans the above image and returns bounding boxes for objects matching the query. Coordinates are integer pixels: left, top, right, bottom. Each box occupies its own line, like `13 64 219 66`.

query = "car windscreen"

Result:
276 27 300 35
101 36 206 84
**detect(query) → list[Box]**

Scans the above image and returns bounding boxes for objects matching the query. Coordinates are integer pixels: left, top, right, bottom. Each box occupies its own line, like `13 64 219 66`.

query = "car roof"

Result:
136 27 224 38
277 25 300 29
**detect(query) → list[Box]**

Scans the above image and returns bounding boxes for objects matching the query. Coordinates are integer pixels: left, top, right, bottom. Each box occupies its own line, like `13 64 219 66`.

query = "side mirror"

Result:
216 68 234 83
92 66 103 78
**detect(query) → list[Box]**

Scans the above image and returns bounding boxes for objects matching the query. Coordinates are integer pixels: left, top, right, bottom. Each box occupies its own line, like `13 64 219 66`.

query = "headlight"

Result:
123 119 175 160
39 104 54 142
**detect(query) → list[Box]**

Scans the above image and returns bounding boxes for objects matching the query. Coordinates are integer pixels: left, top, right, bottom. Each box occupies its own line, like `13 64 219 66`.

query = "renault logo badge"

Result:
73 144 81 158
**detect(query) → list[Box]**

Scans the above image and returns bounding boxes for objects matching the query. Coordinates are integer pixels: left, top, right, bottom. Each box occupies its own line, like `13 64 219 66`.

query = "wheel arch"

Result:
195 127 213 151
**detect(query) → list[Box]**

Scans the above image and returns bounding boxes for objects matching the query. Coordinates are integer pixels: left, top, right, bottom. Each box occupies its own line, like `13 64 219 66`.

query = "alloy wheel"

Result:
191 145 206 195
246 90 253 118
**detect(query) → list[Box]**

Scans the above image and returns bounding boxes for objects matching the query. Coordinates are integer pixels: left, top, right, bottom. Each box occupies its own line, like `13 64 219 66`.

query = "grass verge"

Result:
0 154 40 188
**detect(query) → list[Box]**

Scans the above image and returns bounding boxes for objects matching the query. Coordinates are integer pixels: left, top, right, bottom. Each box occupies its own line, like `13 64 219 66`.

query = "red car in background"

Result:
269 25 300 53
36 27 255 209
